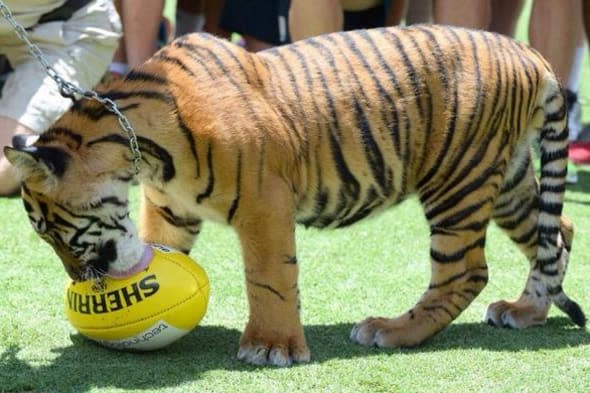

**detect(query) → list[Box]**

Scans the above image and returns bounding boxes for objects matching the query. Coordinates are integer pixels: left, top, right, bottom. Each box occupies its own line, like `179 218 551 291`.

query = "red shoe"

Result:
569 141 590 165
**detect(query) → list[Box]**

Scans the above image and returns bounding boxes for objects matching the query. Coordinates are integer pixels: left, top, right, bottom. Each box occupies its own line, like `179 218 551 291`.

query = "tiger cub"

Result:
5 25 585 366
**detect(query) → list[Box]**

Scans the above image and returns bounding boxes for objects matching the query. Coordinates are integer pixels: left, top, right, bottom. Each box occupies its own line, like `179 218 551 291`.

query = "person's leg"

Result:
385 0 408 26
120 0 165 67
204 0 230 38
433 0 491 29
570 0 590 164
489 0 524 37
0 118 33 196
584 0 590 39
530 0 583 182
288 0 343 41
0 0 120 196
406 0 432 24
566 18 586 141
178 0 203 15
529 0 580 84
110 0 128 76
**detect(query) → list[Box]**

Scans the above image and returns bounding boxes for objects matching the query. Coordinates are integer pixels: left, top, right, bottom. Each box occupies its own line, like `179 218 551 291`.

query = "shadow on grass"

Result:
413 317 590 352
566 169 590 201
307 317 590 361
1 318 588 391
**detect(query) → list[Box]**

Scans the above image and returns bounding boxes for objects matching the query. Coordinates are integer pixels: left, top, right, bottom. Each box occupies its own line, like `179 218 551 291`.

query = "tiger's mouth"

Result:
60 239 117 281
81 243 153 281
80 239 118 281
107 245 153 279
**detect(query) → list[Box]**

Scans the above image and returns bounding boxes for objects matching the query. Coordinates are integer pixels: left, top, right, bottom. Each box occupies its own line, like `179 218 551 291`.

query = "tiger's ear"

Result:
4 145 71 182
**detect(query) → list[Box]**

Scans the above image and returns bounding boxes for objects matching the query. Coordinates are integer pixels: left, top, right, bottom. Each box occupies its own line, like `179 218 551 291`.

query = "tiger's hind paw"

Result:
350 316 428 348
485 300 548 329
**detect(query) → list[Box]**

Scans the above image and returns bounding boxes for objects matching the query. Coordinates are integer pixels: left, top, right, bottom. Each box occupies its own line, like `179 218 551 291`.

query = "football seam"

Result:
74 255 209 331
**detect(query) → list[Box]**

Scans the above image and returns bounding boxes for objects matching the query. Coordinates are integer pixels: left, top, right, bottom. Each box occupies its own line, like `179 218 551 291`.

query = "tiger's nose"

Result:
86 239 118 275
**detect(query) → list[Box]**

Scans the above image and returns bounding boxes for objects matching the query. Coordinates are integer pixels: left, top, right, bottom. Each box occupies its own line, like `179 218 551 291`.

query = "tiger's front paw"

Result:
485 299 548 329
237 329 311 367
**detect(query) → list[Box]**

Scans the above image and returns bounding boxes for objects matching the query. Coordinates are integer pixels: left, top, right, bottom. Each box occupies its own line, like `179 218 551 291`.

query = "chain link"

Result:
0 0 142 174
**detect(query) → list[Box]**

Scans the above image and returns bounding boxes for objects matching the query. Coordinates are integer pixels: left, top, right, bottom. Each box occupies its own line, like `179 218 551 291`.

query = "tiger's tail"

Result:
536 74 586 327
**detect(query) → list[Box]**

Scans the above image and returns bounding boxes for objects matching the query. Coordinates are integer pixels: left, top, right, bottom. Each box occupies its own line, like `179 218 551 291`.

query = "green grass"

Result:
1 177 590 392
2 1 590 391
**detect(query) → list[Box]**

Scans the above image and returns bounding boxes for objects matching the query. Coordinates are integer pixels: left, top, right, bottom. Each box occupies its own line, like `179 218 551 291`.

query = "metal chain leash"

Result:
0 0 142 174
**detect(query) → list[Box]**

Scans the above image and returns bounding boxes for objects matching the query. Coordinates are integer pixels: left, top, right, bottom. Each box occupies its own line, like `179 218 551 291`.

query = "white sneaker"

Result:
566 162 578 184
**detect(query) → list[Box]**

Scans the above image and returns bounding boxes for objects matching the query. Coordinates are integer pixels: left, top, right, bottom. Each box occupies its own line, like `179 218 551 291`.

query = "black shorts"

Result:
220 1 390 46
220 0 291 45
344 4 386 30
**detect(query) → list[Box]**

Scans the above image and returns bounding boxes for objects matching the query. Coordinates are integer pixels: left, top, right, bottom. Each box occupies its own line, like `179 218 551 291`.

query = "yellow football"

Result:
64 244 209 351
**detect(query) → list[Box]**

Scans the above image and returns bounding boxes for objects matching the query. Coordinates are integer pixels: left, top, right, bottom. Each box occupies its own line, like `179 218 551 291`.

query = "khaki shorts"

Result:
0 0 121 134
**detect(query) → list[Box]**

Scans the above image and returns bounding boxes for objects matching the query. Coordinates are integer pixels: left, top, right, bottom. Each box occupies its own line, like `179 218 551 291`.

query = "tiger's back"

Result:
252 26 545 229
157 26 548 229
6 25 584 367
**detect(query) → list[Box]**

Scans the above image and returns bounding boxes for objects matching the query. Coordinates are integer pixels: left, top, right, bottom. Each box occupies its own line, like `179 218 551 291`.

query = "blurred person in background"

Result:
0 0 121 196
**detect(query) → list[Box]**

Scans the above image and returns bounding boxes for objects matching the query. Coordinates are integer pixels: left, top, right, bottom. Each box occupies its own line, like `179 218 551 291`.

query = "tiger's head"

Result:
4 126 145 281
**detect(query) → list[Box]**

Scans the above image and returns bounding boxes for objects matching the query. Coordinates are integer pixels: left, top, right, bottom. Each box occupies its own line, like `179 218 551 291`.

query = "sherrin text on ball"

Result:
65 244 209 351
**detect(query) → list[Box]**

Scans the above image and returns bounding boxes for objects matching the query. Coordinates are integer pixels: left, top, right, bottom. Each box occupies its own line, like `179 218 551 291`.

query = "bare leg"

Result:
0 116 34 196
114 0 165 68
566 3 586 140
433 0 491 29
111 0 127 71
406 0 432 24
489 0 524 37
385 0 408 26
288 0 343 41
584 0 590 41
567 11 586 92
178 0 203 14
529 0 580 83
204 0 230 38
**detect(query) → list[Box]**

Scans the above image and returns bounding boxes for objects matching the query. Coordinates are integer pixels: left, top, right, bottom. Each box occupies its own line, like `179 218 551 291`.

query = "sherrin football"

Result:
65 244 209 351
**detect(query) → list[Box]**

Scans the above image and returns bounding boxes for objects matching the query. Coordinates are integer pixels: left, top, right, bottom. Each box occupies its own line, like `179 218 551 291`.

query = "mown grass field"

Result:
1 180 589 392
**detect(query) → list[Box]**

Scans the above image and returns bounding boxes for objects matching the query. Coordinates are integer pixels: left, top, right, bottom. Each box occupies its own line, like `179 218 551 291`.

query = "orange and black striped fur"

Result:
5 25 585 366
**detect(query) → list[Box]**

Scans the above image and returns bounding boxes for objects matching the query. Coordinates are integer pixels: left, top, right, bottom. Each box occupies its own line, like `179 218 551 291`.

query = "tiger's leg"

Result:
487 76 585 328
351 206 491 347
235 178 310 367
486 158 574 328
138 188 202 253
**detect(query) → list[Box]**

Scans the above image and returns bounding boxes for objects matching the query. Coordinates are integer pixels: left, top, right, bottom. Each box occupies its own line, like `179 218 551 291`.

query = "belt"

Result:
38 0 93 24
